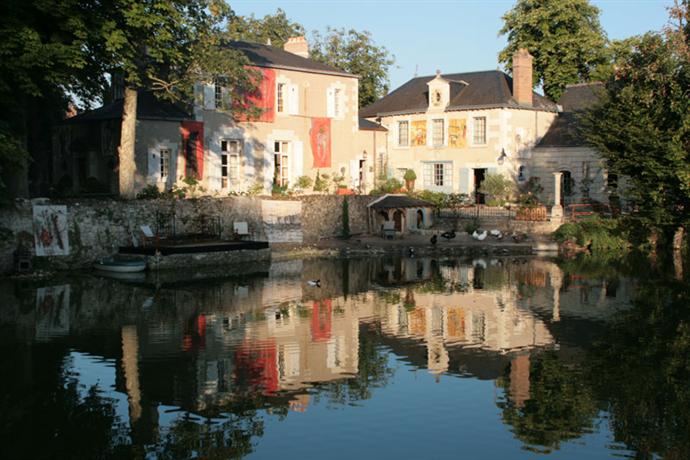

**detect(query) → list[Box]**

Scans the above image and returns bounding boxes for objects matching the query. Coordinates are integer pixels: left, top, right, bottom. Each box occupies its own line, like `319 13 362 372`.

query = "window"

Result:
398 121 409 147
221 139 241 188
160 149 170 179
517 165 526 181
277 82 286 113
273 141 290 187
423 162 452 190
434 163 444 186
334 88 342 117
432 119 444 147
473 116 486 145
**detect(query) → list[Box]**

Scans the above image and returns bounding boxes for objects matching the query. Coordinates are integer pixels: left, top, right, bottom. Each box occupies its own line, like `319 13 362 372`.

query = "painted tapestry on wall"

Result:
311 117 331 168
448 119 467 148
33 205 70 256
235 67 276 123
411 120 426 146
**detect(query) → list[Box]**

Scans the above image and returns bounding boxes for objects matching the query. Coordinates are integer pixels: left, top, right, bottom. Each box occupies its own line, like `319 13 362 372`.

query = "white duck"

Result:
472 230 488 241
307 279 321 287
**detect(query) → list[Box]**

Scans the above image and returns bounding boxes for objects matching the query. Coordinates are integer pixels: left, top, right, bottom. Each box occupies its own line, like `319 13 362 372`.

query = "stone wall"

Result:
0 194 375 274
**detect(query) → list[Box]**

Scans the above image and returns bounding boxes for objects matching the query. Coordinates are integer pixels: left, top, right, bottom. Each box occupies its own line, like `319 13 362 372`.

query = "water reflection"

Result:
0 255 687 458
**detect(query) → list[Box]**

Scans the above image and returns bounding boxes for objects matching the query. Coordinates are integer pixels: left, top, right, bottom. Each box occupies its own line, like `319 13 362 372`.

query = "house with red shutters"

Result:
52 37 387 197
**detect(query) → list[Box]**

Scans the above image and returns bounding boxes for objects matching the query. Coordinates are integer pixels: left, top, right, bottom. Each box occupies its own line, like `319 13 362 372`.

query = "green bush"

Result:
295 175 313 191
479 173 513 206
272 183 288 196
247 182 264 196
313 171 330 192
464 218 480 234
516 177 544 207
136 185 162 200
403 169 417 181
553 217 630 253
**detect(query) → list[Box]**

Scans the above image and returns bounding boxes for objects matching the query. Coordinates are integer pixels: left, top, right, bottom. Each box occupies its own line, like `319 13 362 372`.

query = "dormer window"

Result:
432 89 442 106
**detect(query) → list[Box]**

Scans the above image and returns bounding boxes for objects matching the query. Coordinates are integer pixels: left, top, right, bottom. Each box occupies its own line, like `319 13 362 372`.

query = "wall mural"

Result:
412 120 426 146
449 119 467 148
33 205 70 256
310 117 331 168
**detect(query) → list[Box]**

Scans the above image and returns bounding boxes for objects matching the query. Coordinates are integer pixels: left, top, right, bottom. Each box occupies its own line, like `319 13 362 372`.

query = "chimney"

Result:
283 36 309 59
513 48 533 106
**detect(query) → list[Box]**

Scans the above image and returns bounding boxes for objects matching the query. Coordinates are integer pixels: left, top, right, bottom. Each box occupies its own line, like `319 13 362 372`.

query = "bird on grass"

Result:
441 229 456 241
307 279 321 287
430 234 438 245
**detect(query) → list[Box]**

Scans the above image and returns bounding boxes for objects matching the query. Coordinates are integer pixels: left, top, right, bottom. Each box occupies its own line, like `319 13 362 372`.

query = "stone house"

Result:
360 49 560 202
53 37 386 197
527 82 613 206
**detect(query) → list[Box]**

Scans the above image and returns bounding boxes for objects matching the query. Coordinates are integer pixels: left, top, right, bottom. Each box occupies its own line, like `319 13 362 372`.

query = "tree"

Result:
581 3 690 247
499 0 608 101
310 28 394 107
226 8 305 48
100 0 253 198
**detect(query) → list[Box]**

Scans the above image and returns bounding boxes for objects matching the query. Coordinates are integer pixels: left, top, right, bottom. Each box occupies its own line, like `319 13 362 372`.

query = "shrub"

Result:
553 217 630 253
313 171 330 192
136 185 162 200
479 173 513 206
272 183 288 196
295 175 313 191
516 177 544 207
464 218 480 234
247 182 264 196
403 169 417 181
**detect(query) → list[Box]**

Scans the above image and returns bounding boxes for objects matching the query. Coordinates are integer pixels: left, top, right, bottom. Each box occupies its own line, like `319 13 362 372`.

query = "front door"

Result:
474 168 487 204
393 210 403 231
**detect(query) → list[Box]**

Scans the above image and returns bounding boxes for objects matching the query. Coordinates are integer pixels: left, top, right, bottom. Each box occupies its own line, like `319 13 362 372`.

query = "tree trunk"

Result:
673 226 685 281
118 88 138 199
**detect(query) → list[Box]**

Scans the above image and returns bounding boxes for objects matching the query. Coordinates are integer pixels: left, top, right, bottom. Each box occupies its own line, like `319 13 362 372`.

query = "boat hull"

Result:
94 259 147 273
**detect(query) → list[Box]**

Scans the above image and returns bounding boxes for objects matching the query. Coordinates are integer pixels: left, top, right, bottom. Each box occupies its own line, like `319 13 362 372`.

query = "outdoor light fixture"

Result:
497 148 508 165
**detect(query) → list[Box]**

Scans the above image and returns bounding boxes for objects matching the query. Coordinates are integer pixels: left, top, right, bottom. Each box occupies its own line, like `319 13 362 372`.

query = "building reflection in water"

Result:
0 256 636 456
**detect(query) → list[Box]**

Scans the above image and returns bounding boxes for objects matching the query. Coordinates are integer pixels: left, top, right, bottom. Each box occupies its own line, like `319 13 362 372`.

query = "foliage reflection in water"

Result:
0 255 688 459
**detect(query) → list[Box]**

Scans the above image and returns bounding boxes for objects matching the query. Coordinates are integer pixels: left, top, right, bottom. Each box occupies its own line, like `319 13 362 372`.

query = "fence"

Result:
439 205 550 222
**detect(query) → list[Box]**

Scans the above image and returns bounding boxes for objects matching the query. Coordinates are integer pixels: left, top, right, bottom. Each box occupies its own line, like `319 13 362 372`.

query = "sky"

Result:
230 0 673 90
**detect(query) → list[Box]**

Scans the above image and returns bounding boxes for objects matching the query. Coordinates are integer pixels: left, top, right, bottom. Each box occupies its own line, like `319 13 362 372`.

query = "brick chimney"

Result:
283 36 309 59
513 48 533 106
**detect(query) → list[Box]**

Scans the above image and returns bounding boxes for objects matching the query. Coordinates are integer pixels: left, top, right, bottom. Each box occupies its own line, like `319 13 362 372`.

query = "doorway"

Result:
473 168 487 204
560 170 572 206
416 209 424 228
393 209 404 231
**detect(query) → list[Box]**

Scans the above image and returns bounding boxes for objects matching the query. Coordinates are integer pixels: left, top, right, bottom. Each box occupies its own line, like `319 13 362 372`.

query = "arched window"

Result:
560 170 573 205
417 209 424 228
517 165 526 182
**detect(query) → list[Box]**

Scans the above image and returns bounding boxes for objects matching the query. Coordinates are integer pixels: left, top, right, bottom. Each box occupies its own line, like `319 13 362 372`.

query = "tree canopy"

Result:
581 4 690 238
499 0 608 101
226 8 305 48
310 27 395 107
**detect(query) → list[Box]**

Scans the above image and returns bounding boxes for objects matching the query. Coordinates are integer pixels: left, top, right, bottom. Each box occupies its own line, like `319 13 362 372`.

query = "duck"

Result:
307 279 321 287
430 234 438 245
441 230 456 241
472 230 488 241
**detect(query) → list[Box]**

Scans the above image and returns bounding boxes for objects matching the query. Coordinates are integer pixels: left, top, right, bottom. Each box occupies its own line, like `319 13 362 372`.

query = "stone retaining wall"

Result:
0 194 373 274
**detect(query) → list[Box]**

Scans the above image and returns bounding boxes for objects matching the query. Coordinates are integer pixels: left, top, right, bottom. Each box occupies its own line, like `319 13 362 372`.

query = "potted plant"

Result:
403 169 417 191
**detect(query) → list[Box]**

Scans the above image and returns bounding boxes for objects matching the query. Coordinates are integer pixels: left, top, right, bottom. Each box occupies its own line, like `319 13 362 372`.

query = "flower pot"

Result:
405 179 415 191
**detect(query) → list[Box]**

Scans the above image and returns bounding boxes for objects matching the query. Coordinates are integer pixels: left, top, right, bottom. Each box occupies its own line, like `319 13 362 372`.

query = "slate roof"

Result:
360 70 558 117
368 194 434 209
538 82 605 147
227 40 354 78
358 118 387 131
64 91 191 124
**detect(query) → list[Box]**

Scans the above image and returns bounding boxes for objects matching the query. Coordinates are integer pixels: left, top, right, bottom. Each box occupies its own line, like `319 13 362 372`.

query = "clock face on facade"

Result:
432 90 442 106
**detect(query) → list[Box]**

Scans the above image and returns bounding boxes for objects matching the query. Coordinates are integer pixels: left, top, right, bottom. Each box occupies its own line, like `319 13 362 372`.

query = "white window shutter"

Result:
288 84 299 115
458 168 470 194
326 88 335 118
203 83 215 110
148 149 160 183
293 141 303 179
423 163 432 187
221 86 231 110
444 163 453 188
350 159 359 187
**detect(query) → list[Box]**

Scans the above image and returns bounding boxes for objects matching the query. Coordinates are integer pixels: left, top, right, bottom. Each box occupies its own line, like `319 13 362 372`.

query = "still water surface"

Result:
1 256 688 459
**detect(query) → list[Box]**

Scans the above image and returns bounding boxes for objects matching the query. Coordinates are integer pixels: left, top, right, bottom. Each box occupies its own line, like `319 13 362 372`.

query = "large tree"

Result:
310 27 394 107
226 8 304 48
499 0 608 101
581 2 690 247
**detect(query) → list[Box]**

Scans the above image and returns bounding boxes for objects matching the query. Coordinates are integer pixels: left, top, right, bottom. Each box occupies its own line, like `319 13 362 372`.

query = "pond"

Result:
1 255 688 459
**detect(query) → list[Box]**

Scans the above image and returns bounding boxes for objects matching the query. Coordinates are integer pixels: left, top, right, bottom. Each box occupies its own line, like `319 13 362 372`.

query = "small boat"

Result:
94 256 147 273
